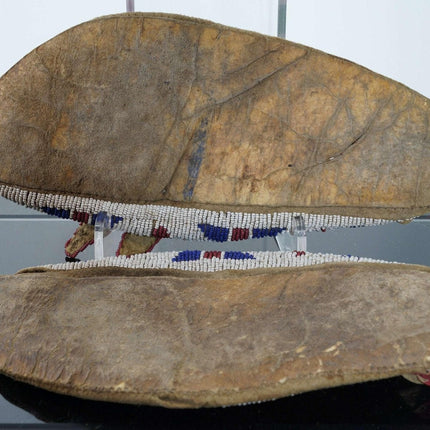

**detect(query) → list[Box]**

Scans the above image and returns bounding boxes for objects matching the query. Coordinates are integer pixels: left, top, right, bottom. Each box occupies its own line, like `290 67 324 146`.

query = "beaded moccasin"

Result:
0 13 429 408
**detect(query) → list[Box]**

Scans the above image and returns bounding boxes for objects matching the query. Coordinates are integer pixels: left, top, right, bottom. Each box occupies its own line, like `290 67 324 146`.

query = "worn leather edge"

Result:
0 363 425 408
2 262 430 407
2 179 428 221
16 261 430 278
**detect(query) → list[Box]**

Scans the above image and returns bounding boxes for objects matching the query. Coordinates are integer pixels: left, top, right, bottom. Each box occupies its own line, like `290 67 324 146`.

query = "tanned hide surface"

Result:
0 14 430 408
0 13 429 219
0 263 429 407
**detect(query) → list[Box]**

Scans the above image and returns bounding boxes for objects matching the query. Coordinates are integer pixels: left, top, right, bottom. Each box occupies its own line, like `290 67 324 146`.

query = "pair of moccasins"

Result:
0 13 429 408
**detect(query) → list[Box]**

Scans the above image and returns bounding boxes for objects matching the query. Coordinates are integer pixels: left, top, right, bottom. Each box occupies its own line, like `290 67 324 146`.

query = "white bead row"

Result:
42 251 396 272
0 183 393 242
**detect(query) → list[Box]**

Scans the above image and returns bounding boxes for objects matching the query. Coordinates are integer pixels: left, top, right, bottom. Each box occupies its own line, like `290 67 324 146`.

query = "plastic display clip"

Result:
94 211 110 260
126 0 135 12
275 215 307 252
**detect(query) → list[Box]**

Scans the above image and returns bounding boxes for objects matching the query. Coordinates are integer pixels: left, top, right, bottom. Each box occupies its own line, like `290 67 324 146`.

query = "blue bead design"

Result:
110 215 124 228
172 250 202 262
41 206 70 219
252 227 285 239
224 251 255 260
198 224 229 242
89 214 124 227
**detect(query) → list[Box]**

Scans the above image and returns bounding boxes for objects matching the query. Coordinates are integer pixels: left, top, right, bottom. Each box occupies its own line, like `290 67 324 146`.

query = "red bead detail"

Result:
231 228 249 241
64 223 94 258
203 251 222 259
146 237 162 253
294 251 306 257
152 225 170 238
321 228 327 232
417 373 430 386
115 232 128 257
72 211 91 223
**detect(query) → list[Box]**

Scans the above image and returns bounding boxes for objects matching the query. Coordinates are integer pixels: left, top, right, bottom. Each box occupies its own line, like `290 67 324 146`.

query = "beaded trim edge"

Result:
0 184 393 242
42 250 396 272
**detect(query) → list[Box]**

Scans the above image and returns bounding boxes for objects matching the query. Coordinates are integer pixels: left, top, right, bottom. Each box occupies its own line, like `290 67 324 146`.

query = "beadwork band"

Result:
1 184 392 242
42 250 395 272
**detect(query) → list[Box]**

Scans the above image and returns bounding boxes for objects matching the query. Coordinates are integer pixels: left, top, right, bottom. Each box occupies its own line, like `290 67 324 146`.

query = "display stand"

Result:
126 0 134 12
94 212 308 259
275 215 307 253
94 212 110 260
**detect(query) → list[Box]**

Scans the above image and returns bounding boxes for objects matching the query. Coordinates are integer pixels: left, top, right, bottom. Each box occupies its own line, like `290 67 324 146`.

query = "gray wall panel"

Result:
0 220 82 274
2 214 429 275
0 197 47 217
